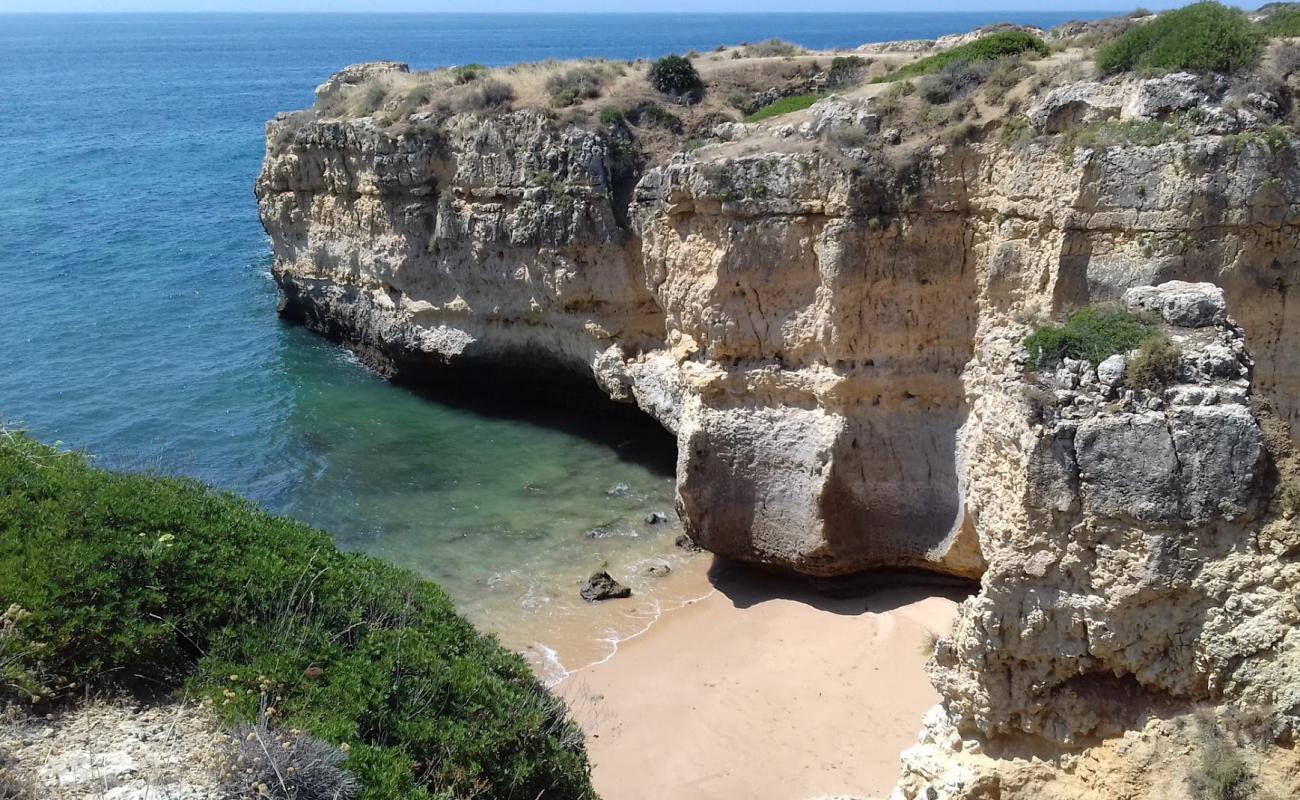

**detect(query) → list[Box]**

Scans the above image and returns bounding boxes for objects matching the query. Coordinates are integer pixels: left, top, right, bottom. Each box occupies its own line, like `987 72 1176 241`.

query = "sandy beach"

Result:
557 560 964 800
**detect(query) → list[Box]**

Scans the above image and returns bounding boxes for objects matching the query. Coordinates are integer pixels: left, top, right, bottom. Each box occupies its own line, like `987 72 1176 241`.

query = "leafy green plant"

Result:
0 433 593 800
599 106 625 127
1126 334 1182 390
745 93 822 122
1023 306 1157 370
648 54 704 102
872 31 1049 83
1096 2 1263 75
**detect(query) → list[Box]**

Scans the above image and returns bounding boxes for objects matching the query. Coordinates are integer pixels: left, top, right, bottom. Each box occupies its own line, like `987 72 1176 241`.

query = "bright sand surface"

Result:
557 560 965 800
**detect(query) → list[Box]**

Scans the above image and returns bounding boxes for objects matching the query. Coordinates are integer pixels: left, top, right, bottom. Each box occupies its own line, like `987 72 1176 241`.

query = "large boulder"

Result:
1123 280 1227 328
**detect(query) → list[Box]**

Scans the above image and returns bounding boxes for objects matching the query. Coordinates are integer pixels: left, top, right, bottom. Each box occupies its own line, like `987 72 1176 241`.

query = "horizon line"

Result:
0 8 1159 15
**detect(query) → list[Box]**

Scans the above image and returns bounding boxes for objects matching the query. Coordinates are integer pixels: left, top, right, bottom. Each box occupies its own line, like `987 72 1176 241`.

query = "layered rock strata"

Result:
259 46 1300 800
258 63 1298 579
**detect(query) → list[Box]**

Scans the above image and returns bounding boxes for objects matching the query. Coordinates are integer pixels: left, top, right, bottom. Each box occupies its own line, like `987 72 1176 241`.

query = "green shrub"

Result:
1023 305 1157 370
1096 2 1263 75
0 433 592 800
449 63 486 84
1259 7 1300 37
599 106 625 127
872 31 1049 83
648 54 704 102
1126 334 1183 389
746 93 822 122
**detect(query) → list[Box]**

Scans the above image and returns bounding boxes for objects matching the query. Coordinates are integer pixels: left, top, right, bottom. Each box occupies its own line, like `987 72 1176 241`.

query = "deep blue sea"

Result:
0 11 1105 675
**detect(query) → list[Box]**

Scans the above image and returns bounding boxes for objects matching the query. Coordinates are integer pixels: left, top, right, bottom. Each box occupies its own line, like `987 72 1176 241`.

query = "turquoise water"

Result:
0 11 1103 676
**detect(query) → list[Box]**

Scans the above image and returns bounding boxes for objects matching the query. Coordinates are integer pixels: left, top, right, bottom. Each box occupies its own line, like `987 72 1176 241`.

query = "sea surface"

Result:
0 11 1105 679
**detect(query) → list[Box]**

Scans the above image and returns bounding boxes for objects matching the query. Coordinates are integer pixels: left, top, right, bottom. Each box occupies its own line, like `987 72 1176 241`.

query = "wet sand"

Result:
557 561 964 800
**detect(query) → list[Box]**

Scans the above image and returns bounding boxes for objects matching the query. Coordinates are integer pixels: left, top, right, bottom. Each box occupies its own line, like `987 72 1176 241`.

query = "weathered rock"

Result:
1027 82 1123 133
258 75 1300 580
1121 72 1212 120
1123 280 1227 328
314 61 409 101
1096 354 1126 387
579 571 631 602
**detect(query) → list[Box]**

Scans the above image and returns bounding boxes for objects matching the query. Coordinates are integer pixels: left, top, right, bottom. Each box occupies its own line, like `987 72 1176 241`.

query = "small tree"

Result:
648 54 704 103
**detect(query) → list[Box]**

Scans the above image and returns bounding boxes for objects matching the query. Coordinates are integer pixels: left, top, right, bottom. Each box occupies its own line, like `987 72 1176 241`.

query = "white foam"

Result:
543 586 718 687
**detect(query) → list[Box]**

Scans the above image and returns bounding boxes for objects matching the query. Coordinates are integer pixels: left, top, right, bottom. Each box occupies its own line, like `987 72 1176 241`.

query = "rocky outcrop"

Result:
893 281 1300 798
259 39 1300 800
257 61 1300 581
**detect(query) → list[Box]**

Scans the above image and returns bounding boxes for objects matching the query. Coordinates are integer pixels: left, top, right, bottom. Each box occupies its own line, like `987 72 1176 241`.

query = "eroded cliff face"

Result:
259 51 1300 797
257 62 1299 581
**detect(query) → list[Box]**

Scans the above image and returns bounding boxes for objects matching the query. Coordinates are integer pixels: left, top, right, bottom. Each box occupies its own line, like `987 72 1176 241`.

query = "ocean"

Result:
0 10 1105 678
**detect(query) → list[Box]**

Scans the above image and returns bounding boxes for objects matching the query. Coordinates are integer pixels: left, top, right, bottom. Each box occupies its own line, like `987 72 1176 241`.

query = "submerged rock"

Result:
579 571 631 602
645 511 669 525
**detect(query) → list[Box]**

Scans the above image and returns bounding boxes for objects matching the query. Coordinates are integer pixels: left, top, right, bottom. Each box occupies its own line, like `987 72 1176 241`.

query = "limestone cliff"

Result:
257 24 1300 798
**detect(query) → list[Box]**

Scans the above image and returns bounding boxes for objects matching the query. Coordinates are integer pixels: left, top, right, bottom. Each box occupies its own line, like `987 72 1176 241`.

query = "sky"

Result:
1 0 1269 13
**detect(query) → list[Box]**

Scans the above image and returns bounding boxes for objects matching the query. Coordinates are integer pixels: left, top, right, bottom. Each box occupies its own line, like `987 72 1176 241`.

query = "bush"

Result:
624 100 684 133
224 718 361 800
546 65 608 108
918 59 994 104
1096 2 1263 75
829 55 868 87
0 434 593 800
463 79 515 111
1023 305 1156 369
742 38 805 57
1260 7 1300 37
1126 334 1182 390
648 54 704 102
746 93 822 122
598 106 625 127
872 31 1049 83
1191 714 1255 800
448 63 486 84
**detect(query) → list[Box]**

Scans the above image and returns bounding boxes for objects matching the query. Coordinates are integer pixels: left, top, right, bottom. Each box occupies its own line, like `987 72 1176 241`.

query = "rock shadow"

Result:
705 557 975 617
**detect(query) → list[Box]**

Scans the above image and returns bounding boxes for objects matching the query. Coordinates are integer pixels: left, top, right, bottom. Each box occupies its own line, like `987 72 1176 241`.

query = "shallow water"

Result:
0 11 1103 678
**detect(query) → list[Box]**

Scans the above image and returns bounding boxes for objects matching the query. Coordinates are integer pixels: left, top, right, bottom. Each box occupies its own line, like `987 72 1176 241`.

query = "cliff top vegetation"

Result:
0 431 593 800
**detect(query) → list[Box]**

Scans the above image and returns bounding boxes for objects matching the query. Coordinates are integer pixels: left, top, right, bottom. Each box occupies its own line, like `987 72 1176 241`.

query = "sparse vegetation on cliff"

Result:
1024 306 1157 370
0 433 593 800
1096 2 1263 74
1126 334 1183 390
871 31 1049 83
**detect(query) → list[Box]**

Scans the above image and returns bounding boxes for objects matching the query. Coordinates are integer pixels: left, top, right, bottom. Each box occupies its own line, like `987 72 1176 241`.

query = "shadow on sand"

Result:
706 556 976 616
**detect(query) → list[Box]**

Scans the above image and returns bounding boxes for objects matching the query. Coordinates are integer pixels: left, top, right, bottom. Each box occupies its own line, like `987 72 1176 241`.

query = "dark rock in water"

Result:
646 561 672 577
580 571 632 602
645 511 669 525
606 483 632 497
675 533 702 552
